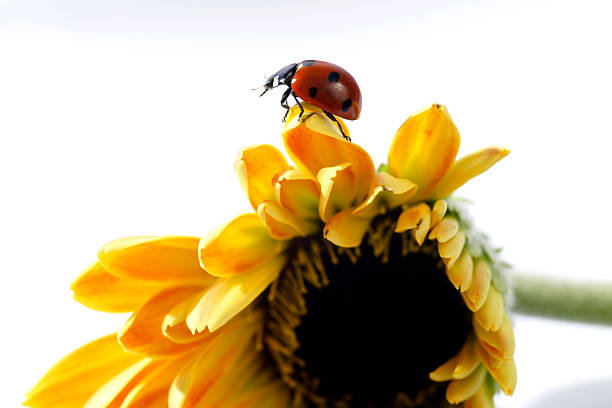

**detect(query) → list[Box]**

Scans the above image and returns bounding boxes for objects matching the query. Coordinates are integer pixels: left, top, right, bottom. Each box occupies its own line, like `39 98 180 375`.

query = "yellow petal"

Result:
438 230 466 266
324 209 371 248
464 387 494 408
474 285 505 331
453 339 481 380
394 202 431 245
463 259 492 311
429 355 458 382
429 217 459 243
388 104 460 201
318 163 359 222
199 213 284 277
494 359 517 396
377 172 418 208
71 261 163 313
257 200 319 240
188 341 265 407
98 236 214 284
24 334 142 408
283 105 375 201
121 356 190 408
476 343 517 396
228 381 291 407
431 199 448 227
473 313 515 360
235 144 290 210
352 172 418 218
350 184 386 219
475 340 503 371
163 289 213 344
430 146 510 199
118 286 204 357
84 359 157 408
446 250 473 292
169 317 259 407
186 255 285 333
430 339 479 382
275 169 320 218
284 101 349 140
446 365 487 404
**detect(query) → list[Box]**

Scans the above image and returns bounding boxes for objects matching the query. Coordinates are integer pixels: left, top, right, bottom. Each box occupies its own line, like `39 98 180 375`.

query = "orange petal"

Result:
24 334 142 408
318 163 359 222
186 255 286 333
394 202 431 245
235 144 290 210
473 313 515 361
324 209 371 248
282 105 375 201
118 286 205 357
353 172 418 218
275 169 320 218
71 261 162 313
388 104 460 201
463 259 492 311
199 213 284 278
474 285 505 331
430 146 510 199
257 200 320 240
98 236 214 284
446 365 487 404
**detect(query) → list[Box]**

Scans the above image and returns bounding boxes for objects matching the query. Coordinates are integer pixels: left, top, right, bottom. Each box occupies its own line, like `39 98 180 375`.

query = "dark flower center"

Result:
263 215 472 407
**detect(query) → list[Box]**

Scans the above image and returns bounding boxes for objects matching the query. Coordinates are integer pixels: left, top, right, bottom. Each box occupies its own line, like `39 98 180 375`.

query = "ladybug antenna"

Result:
252 84 271 97
251 76 269 92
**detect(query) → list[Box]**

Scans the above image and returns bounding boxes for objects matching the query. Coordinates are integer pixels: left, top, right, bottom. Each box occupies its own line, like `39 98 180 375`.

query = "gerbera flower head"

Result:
26 103 515 408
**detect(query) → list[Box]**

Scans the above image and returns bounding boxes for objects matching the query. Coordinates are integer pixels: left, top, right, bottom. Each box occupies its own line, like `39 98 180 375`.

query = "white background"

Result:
2 0 612 406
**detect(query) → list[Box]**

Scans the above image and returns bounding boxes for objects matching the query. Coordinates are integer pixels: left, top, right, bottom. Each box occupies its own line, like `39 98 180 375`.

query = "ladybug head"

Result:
260 63 299 96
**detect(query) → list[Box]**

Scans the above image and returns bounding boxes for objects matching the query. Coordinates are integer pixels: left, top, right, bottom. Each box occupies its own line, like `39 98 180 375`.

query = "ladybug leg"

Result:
280 87 292 122
323 110 351 142
291 91 305 120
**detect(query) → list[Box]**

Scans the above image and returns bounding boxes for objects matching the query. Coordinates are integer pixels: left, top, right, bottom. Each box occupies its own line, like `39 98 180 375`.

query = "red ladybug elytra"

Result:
260 60 362 141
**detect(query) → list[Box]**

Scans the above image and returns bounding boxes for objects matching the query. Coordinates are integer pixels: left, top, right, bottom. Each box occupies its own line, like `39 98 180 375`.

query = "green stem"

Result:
510 271 612 325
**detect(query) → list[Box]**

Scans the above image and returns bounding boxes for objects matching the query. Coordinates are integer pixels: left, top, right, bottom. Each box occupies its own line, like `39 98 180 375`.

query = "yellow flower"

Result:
26 103 514 408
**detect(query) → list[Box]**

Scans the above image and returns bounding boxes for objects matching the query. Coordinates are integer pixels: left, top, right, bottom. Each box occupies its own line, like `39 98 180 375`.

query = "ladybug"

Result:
260 60 362 141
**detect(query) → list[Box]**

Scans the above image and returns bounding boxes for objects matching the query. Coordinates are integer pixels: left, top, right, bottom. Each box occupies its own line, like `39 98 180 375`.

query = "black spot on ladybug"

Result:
328 72 340 83
302 60 316 66
342 98 352 112
309 87 318 98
